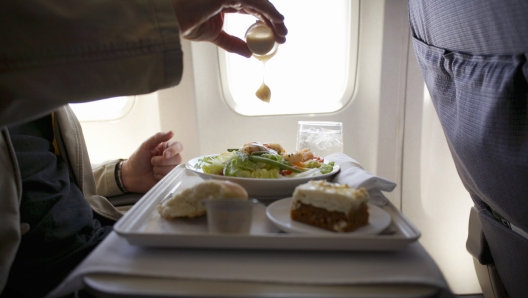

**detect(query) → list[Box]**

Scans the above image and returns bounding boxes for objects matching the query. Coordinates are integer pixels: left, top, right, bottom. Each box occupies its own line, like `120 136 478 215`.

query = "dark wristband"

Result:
114 160 128 194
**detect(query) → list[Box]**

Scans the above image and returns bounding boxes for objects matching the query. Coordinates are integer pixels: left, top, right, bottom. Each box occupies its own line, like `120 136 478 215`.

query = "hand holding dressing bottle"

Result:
245 21 278 103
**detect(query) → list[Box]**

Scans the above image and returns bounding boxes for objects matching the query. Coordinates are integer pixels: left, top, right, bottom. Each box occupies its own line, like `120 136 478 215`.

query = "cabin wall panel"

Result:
158 39 201 163
79 93 160 165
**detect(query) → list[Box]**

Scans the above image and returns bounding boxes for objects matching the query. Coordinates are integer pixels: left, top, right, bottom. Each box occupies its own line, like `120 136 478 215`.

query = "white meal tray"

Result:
114 165 421 251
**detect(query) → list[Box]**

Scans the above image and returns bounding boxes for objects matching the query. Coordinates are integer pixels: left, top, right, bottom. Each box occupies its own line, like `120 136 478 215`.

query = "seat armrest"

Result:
466 206 493 264
107 193 143 207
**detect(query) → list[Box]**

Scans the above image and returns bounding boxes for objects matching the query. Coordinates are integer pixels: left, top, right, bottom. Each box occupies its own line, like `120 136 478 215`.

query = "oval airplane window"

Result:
219 0 358 116
69 96 134 121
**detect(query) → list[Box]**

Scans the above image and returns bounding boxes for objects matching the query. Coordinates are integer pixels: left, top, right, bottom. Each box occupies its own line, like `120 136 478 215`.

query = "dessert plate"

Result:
186 155 340 199
266 198 391 235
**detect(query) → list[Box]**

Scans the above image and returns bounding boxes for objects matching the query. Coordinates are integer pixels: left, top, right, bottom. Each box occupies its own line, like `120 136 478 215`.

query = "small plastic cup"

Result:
203 199 259 234
245 21 279 61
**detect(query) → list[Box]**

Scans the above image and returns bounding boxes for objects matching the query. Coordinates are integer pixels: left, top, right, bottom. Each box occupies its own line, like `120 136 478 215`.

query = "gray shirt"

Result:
408 1 528 297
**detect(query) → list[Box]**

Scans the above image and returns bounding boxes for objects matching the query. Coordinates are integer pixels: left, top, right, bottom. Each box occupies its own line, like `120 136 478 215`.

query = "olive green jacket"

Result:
0 0 183 293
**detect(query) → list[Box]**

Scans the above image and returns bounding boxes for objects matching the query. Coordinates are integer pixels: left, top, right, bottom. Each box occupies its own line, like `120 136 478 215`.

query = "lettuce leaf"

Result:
200 152 233 175
224 151 280 178
304 160 321 168
198 150 333 178
319 161 335 174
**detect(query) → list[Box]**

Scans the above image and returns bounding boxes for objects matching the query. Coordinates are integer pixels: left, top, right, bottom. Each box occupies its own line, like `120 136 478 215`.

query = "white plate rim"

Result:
266 197 392 236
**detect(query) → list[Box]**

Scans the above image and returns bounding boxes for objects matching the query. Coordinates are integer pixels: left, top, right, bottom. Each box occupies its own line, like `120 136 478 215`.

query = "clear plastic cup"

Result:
203 199 259 234
296 121 344 157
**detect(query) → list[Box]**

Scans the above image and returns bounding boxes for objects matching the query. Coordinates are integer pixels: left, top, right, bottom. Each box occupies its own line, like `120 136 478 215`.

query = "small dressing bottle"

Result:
245 21 279 61
245 21 279 103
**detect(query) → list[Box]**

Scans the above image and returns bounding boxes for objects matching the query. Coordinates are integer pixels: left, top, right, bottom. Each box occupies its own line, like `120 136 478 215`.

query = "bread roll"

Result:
157 180 248 219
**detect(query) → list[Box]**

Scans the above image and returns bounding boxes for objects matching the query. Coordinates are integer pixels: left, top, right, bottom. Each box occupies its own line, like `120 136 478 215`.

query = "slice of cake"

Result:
290 180 370 232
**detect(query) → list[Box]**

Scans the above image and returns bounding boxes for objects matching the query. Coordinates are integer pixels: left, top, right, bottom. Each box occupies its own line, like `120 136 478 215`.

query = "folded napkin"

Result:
326 153 397 206
47 232 452 298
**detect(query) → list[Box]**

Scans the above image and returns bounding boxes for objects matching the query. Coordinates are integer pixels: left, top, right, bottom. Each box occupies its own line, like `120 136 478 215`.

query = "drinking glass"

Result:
296 121 343 157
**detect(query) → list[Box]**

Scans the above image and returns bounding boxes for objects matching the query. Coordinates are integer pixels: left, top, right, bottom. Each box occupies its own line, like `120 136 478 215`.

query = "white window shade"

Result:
219 0 358 116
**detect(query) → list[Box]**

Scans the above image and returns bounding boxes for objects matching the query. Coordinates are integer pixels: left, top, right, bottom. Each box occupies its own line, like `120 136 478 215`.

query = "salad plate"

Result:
186 155 340 198
266 198 392 236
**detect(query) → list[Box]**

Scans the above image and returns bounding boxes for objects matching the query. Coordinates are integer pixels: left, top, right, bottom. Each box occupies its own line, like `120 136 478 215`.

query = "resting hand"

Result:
121 131 183 193
171 0 287 58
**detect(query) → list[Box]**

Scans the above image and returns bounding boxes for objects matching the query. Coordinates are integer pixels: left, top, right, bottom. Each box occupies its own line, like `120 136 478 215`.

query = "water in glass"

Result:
296 121 343 157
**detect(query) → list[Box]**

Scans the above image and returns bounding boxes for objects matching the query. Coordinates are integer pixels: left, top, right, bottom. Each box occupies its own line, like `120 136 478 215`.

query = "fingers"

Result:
172 0 287 47
234 0 285 24
162 141 184 159
240 1 287 43
145 132 183 176
213 31 252 57
141 130 184 166
151 146 184 179
142 131 174 151
239 6 287 44
151 140 183 168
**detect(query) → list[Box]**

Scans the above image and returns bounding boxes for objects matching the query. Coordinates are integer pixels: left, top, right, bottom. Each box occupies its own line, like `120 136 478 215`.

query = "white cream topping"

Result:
291 180 369 213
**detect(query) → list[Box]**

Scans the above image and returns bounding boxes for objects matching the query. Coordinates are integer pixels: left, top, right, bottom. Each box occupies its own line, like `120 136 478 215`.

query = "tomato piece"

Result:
280 169 293 176
313 156 324 163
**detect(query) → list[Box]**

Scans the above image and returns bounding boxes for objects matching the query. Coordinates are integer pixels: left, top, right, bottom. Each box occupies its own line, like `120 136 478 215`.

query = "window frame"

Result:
69 96 135 122
217 0 359 116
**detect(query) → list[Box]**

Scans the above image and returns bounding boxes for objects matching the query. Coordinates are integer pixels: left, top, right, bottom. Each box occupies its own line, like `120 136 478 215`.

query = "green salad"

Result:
195 142 335 179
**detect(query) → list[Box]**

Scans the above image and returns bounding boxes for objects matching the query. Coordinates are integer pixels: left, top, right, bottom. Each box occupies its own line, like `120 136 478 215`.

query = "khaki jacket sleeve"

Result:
92 159 125 198
54 106 125 222
1 1 184 291
0 0 183 128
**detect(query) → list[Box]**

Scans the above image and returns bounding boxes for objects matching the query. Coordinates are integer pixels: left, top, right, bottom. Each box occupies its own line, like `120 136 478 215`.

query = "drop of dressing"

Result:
255 82 271 103
245 22 278 103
